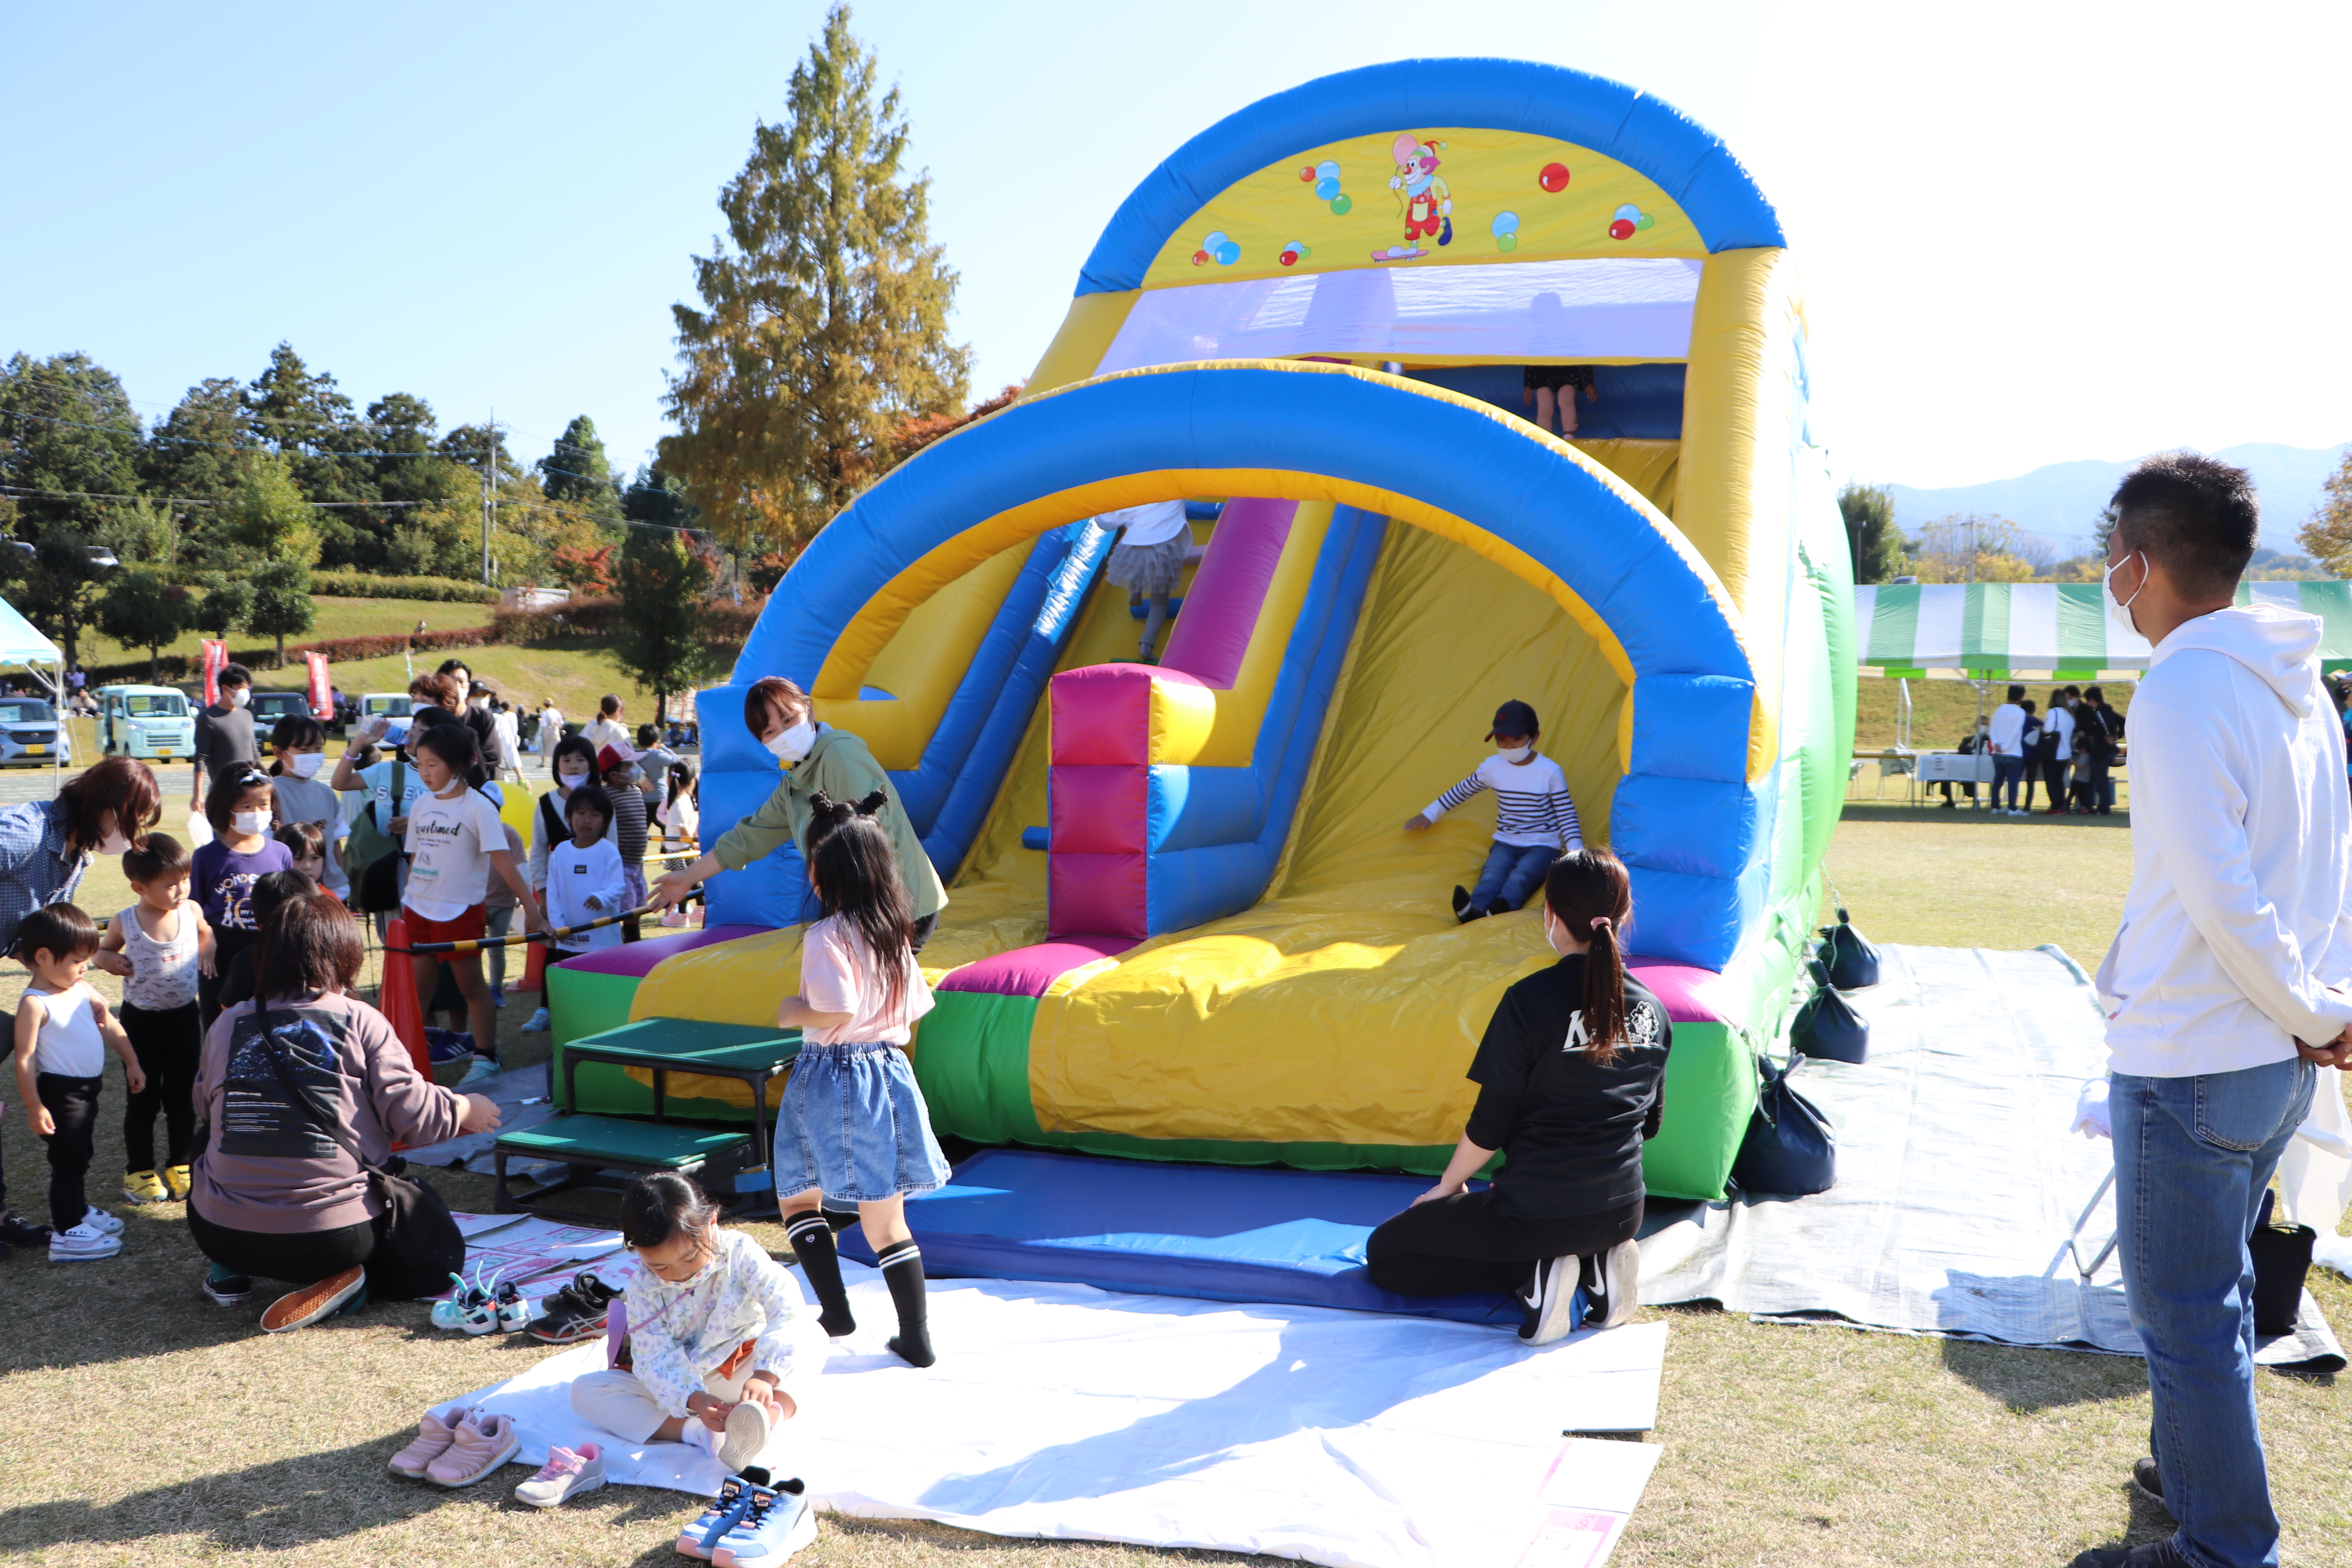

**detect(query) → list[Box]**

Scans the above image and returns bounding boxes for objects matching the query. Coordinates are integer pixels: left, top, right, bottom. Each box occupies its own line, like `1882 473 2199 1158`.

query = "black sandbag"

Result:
1818 906 1881 990
1732 1052 1837 1196
2249 1190 2315 1337
1792 958 1870 1065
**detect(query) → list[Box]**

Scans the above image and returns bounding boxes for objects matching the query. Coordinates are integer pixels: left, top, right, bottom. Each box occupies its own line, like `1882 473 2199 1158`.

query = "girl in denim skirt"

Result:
772 789 947 1367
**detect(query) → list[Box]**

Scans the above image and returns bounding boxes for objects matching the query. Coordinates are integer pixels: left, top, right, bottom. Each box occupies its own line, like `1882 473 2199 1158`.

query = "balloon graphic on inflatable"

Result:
1279 241 1312 266
1193 249 1210 265
1609 203 1647 241
1315 177 1340 200
1537 162 1570 193
1298 166 1315 182
1216 241 1240 266
1492 210 1521 253
1329 192 1352 215
1316 160 1341 181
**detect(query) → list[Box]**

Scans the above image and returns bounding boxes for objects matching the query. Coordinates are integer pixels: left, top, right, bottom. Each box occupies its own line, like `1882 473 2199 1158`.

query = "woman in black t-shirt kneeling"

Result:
1367 848 1671 1345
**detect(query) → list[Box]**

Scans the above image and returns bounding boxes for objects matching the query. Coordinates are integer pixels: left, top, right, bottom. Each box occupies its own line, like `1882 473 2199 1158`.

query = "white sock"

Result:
681 1420 716 1454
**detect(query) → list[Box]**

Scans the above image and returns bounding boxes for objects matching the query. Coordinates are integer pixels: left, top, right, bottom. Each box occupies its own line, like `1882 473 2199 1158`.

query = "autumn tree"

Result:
660 3 970 551
2297 452 2352 577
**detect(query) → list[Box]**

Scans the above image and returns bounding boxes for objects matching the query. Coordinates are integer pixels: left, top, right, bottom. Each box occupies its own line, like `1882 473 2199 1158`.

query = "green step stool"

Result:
493 1113 750 1221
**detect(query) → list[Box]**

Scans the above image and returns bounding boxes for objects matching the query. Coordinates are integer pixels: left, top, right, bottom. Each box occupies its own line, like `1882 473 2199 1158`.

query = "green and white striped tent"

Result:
1854 581 2352 677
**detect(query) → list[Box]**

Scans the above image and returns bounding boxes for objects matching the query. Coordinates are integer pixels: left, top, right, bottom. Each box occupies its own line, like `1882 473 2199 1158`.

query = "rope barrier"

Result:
383 887 705 956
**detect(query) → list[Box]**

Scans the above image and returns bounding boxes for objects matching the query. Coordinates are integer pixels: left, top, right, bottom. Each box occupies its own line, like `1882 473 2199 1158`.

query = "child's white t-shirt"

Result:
402 785 509 920
25 982 105 1077
545 838 627 952
799 914 935 1046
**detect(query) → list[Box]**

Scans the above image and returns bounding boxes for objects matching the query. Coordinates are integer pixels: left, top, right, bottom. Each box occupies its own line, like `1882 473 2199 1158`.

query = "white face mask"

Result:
227 688 249 708
286 752 324 779
2104 550 2147 639
766 718 816 765
1497 743 1532 764
99 828 132 855
231 809 271 835
558 767 590 789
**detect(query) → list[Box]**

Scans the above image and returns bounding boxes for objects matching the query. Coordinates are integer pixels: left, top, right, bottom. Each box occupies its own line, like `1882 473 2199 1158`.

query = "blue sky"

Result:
6 1 2347 492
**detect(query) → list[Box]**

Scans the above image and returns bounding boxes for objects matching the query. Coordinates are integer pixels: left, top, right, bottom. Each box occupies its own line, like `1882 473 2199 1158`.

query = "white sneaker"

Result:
50 1223 123 1262
81 1206 125 1236
457 1057 501 1089
522 1008 550 1034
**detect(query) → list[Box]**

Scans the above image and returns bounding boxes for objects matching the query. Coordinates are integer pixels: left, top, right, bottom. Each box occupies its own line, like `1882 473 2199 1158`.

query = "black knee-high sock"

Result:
784 1213 854 1337
876 1239 934 1367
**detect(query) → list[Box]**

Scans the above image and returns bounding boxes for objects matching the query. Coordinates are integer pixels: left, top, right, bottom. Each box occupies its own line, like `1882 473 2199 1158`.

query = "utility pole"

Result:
480 409 496 587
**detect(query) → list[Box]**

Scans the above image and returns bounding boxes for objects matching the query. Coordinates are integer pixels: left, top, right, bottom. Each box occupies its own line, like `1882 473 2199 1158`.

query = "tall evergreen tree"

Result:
0 352 143 541
247 344 378 562
220 452 322 566
660 2 970 551
1838 482 1906 585
610 527 722 722
540 416 625 528
141 378 250 524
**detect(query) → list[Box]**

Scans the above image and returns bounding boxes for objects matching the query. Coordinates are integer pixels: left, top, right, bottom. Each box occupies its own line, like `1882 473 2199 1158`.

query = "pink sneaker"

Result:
425 1410 520 1487
387 1406 468 1478
514 1442 605 1508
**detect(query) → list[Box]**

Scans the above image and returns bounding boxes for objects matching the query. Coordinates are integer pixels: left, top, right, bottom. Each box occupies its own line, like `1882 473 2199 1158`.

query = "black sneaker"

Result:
528 1270 620 1344
1579 1238 1641 1329
0 1210 52 1249
2068 1541 2193 1567
1451 886 1471 917
1518 1255 1580 1345
202 1270 254 1307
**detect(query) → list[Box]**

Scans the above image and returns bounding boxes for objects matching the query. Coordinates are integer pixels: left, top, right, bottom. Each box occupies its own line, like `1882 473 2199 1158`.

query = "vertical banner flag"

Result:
200 640 228 707
304 652 332 719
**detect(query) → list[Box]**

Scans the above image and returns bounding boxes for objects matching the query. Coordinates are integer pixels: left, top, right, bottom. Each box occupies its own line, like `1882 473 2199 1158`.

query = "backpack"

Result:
342 758 408 914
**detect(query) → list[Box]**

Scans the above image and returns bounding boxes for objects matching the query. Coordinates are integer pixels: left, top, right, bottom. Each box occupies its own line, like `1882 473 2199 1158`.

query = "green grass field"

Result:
76 597 498 676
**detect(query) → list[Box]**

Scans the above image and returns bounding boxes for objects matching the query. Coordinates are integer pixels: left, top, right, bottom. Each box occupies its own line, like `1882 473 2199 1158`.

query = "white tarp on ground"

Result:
1099 257 1701 373
1641 944 2344 1371
445 1262 1667 1568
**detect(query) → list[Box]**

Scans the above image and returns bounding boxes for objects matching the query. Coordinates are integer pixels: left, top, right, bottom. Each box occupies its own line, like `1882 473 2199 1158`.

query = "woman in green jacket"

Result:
649 677 949 948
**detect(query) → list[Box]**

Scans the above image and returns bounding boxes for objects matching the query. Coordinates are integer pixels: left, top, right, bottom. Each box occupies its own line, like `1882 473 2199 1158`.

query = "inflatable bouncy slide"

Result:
551 58 1853 1238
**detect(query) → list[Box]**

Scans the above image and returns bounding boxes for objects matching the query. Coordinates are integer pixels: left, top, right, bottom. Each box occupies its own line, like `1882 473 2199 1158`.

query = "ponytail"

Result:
1544 848 1634 1064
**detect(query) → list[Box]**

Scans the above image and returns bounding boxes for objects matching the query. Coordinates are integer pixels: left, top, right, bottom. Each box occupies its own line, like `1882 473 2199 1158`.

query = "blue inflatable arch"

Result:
721 361 1768 967
1076 57 1785 296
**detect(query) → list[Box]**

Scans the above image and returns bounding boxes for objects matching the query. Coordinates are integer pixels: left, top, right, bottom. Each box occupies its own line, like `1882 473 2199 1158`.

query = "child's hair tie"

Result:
1589 916 1613 933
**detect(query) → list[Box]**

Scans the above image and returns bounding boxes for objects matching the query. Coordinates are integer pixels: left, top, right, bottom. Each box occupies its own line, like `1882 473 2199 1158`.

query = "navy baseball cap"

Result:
1486 700 1539 740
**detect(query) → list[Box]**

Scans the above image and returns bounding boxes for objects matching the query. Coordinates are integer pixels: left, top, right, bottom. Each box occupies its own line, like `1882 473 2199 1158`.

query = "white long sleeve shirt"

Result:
1987 703 2026 756
2095 605 2352 1076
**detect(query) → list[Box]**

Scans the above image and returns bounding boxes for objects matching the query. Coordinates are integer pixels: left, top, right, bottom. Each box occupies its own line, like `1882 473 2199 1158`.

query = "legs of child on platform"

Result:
781 1193 933 1367
119 1001 201 1198
1135 591 1171 664
1456 841 1557 922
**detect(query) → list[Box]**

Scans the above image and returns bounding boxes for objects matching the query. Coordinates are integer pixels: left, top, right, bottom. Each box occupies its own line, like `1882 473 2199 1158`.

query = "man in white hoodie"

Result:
2080 453 2351 1568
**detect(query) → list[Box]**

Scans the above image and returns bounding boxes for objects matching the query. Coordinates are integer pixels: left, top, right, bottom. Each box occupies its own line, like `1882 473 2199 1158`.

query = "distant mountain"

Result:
1887 442 2350 554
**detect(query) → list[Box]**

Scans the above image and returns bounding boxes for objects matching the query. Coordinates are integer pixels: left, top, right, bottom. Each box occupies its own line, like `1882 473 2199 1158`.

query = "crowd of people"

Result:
1940 683 2128 815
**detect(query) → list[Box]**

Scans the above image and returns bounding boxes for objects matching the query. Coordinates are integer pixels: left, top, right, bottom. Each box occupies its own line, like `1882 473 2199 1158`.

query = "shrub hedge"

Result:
311 571 501 603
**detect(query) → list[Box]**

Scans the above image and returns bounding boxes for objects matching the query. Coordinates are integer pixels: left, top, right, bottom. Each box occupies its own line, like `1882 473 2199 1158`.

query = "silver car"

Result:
0 696 70 767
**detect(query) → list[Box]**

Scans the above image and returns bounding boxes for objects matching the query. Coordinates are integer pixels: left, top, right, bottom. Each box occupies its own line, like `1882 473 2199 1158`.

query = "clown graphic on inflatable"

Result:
1384 131 1452 259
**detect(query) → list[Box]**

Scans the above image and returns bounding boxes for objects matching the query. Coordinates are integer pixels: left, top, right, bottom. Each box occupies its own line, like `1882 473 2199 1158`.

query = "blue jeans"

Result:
1991 754 2024 808
2112 1057 2317 1568
1469 841 1556 913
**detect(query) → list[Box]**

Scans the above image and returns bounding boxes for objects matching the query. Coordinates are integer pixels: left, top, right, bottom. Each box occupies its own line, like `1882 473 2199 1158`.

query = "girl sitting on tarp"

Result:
1365 848 1670 1345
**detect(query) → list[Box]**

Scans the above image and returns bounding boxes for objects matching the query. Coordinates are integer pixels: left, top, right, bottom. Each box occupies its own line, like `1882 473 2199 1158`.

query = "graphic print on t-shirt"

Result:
218 1011 347 1158
1562 997 1664 1053
213 871 261 931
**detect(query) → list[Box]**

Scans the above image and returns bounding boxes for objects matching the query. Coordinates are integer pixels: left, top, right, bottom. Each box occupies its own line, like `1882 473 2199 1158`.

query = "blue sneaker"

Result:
676 1476 759 1561
713 1478 814 1566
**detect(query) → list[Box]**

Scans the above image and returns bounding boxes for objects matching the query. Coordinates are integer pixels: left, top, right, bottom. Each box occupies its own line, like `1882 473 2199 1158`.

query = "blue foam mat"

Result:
834 1149 1520 1325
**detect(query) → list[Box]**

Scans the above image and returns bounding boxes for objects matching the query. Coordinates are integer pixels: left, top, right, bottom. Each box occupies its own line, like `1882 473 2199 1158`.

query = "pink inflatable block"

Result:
1159 498 1298 690
551 925 769 979
1048 665 1157 765
1050 763 1146 855
1625 958 1727 1024
939 935 1139 998
1050 851 1148 939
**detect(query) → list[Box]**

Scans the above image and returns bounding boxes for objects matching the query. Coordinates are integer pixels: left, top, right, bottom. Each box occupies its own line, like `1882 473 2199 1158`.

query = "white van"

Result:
94 684 194 762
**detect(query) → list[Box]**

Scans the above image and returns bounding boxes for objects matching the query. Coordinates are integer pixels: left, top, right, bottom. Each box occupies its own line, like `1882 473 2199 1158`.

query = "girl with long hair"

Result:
1366 848 1673 1345
769 789 948 1367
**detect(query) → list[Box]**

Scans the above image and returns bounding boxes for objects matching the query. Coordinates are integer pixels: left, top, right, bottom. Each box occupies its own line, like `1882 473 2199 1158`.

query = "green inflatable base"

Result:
912 991 1758 1201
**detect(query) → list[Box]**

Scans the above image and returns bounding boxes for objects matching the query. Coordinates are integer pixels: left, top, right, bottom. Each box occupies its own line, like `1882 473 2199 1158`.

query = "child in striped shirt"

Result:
1406 699 1582 922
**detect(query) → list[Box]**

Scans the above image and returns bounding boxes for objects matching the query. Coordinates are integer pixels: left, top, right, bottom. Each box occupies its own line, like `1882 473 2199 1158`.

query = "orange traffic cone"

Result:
513 935 546 995
381 916 429 1076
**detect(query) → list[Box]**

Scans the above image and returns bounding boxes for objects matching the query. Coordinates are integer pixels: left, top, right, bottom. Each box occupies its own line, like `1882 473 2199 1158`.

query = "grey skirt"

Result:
1106 535 1187 595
